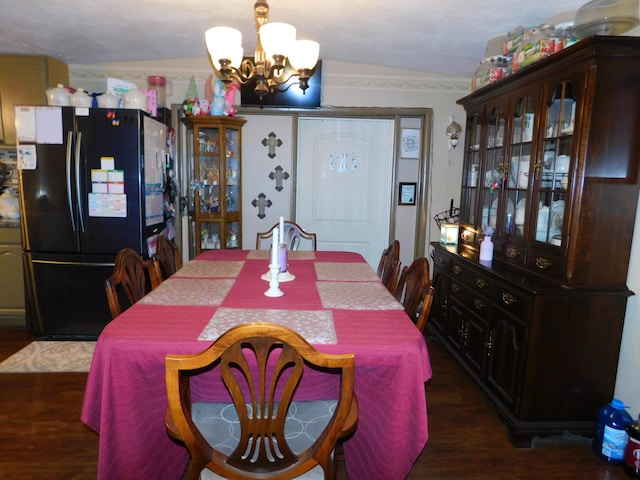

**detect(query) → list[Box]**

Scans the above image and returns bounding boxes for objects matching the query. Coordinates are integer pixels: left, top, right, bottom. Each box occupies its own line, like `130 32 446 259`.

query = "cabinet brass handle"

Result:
453 265 463 275
534 159 542 172
476 278 488 289
451 284 461 293
505 247 521 258
535 257 552 269
474 299 486 310
502 292 517 305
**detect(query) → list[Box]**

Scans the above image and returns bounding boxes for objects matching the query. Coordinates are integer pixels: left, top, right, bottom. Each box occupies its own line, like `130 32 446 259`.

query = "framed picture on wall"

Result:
399 182 417 205
400 128 421 159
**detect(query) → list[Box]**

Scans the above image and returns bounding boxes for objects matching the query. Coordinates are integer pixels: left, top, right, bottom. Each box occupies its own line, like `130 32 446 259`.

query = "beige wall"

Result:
69 57 640 415
69 58 468 253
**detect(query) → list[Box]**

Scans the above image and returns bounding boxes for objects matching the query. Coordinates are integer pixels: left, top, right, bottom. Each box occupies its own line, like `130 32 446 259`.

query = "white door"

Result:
296 117 395 268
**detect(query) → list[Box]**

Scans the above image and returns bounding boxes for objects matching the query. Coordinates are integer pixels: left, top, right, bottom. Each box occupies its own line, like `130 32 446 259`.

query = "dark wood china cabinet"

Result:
429 36 640 446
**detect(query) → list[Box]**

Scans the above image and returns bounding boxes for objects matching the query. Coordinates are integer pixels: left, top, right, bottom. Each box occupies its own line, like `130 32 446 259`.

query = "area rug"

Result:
0 341 96 373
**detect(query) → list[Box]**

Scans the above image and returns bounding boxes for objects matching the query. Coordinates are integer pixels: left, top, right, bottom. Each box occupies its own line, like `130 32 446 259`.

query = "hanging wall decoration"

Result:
269 165 290 192
262 132 282 159
252 193 272 219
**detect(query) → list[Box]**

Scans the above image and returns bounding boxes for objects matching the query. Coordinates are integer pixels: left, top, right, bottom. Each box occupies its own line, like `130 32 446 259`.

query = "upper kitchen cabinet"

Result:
0 55 69 146
457 36 640 287
182 115 246 257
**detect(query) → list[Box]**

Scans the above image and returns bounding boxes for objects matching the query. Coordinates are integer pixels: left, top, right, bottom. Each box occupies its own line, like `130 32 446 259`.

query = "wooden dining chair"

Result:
377 240 400 294
256 221 317 251
394 257 432 332
104 248 161 319
415 285 436 334
153 234 183 281
165 322 358 480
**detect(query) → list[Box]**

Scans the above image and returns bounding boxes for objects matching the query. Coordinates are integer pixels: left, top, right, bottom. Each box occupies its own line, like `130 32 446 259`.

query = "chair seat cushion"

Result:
193 400 337 479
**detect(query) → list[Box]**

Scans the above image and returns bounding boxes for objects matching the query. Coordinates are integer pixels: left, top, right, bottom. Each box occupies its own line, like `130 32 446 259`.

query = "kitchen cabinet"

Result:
0 55 69 146
0 226 25 325
182 115 246 257
429 36 640 445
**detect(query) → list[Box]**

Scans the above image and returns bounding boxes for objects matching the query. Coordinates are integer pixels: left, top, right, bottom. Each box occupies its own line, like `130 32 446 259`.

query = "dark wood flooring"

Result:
0 326 628 479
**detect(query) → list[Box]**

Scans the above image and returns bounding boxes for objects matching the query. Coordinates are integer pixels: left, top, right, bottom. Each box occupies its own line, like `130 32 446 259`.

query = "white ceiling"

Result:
0 0 616 77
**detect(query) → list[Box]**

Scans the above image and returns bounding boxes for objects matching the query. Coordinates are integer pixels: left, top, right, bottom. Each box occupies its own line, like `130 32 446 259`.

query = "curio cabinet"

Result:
182 115 246 257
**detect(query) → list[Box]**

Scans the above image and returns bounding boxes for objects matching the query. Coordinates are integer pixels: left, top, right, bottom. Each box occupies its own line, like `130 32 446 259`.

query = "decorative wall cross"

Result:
269 165 290 192
262 132 282 159
251 193 272 219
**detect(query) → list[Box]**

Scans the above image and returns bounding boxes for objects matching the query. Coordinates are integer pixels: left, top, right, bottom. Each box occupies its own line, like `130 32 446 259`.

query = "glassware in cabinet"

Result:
506 95 536 241
481 106 507 233
200 221 222 250
533 81 576 248
197 127 221 215
225 128 240 215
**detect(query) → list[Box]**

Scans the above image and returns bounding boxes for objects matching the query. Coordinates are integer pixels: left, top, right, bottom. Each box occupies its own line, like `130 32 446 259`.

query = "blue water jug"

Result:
592 398 633 464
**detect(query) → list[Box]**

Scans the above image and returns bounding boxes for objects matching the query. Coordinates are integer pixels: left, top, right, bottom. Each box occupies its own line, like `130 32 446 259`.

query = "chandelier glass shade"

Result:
205 1 320 99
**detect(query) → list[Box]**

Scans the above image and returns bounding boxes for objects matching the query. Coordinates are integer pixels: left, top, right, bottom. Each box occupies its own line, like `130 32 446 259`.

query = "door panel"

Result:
296 117 394 268
18 108 79 253
76 109 148 255
240 115 294 249
23 252 114 338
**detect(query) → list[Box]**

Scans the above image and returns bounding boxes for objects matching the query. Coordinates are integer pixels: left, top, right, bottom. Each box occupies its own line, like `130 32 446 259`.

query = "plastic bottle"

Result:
624 414 640 478
592 398 633 465
479 235 494 262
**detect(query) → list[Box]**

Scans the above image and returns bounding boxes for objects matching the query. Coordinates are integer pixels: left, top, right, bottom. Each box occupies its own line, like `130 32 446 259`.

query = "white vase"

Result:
479 235 494 262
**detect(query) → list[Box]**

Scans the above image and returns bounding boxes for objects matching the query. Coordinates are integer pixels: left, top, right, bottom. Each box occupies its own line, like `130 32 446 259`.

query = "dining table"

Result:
81 249 432 480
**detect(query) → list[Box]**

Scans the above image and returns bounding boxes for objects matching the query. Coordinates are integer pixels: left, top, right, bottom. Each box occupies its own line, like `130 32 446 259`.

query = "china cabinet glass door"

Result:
480 105 507 234
505 94 536 243
460 112 483 226
532 80 577 248
196 125 223 251
224 128 240 248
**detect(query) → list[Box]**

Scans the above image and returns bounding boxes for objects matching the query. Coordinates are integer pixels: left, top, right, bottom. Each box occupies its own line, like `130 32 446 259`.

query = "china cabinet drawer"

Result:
500 241 526 266
492 281 531 320
451 260 492 293
525 248 564 280
450 280 491 317
433 248 452 273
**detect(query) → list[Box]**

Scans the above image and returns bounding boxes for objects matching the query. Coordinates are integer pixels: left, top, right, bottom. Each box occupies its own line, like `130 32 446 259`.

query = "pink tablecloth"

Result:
81 250 432 480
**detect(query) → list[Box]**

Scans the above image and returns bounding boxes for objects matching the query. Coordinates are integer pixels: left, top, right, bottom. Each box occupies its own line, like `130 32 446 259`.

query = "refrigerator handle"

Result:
66 130 77 231
75 131 86 232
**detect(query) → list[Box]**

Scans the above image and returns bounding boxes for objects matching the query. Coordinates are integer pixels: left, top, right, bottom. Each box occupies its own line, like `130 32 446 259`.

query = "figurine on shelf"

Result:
211 232 221 249
227 226 238 248
224 82 240 117
206 167 219 185
183 75 199 116
226 192 236 210
210 196 220 213
210 78 226 116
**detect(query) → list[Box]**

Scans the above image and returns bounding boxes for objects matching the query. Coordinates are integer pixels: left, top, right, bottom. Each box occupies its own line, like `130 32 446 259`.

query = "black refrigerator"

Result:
16 106 167 338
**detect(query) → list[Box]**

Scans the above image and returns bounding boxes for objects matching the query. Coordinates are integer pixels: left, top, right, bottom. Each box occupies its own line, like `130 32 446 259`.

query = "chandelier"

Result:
205 0 320 99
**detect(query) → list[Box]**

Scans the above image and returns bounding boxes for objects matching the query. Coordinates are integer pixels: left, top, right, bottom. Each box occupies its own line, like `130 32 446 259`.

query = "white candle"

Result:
279 216 285 245
271 227 279 265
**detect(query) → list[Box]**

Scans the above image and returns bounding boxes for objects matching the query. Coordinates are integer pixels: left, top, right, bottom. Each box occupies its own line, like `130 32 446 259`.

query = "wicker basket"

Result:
434 207 460 228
